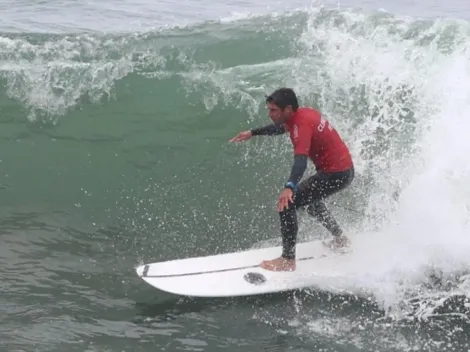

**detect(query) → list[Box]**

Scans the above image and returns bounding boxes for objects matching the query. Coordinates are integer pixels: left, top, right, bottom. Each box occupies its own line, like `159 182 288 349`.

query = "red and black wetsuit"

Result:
251 107 354 260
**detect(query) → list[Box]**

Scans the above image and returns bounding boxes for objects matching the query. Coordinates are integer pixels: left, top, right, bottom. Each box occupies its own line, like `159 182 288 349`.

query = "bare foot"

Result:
260 257 296 271
324 235 351 250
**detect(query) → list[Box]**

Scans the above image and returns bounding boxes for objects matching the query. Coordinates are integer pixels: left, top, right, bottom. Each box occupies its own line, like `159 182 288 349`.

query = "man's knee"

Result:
279 203 295 220
306 200 327 218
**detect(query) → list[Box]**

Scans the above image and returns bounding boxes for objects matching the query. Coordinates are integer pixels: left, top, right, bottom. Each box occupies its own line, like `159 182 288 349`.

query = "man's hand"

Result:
229 130 252 143
277 188 294 212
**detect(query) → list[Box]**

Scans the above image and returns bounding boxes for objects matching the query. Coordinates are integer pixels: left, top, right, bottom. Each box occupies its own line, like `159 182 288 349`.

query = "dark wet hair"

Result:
265 88 299 111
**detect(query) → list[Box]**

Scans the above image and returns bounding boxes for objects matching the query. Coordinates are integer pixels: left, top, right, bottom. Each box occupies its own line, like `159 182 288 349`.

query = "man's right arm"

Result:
250 124 286 136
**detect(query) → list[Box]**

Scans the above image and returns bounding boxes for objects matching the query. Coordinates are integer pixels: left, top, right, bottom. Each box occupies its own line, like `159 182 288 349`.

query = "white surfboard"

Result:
135 239 356 298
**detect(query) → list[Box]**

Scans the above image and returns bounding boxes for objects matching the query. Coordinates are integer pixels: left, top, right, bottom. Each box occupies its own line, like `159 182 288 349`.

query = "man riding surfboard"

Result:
229 88 354 272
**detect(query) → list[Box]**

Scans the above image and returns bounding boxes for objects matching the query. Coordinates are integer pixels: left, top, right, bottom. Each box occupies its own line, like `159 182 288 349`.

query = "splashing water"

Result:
285 6 470 331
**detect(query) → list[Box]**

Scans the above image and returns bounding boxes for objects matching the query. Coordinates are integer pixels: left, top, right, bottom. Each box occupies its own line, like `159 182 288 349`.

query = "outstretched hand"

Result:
229 130 252 143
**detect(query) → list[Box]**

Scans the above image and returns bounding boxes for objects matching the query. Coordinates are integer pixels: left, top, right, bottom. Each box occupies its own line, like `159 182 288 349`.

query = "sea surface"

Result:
1 0 470 351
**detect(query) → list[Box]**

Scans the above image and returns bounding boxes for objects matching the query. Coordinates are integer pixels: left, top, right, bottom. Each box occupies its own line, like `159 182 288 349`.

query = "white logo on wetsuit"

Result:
293 124 298 139
318 117 334 132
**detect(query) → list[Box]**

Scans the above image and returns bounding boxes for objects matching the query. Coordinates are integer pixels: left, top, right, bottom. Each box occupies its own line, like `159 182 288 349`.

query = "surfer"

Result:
229 88 354 272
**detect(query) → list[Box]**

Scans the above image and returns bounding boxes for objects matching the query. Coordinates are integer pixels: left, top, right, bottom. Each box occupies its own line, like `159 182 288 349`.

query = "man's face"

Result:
267 102 292 125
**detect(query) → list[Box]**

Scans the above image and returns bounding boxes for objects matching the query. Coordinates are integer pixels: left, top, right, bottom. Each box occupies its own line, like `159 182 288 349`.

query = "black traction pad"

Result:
243 272 267 285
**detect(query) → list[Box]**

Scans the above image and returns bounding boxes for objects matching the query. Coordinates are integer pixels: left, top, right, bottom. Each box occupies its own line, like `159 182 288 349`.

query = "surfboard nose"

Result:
135 264 145 277
136 264 150 277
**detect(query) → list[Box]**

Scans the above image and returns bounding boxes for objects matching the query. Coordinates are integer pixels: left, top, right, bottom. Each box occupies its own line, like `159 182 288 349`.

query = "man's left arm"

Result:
284 155 308 190
284 123 312 190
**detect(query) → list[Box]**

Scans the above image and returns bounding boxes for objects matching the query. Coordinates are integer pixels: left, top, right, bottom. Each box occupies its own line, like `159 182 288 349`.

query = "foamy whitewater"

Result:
251 9 470 323
287 8 470 321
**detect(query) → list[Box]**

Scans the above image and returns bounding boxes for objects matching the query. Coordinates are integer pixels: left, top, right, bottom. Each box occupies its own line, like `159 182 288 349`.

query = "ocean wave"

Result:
2 6 470 322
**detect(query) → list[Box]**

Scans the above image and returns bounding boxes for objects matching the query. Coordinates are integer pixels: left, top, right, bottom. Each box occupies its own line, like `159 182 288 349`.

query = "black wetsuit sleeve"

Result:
250 124 286 136
287 154 308 186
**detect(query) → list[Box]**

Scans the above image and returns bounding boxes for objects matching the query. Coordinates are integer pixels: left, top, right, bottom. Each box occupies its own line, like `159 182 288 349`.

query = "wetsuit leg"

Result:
279 167 354 259
279 179 322 260
307 201 343 236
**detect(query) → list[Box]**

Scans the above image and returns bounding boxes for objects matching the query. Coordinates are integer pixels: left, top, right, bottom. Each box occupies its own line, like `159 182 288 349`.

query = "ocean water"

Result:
1 0 470 351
